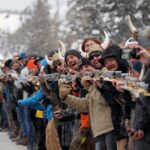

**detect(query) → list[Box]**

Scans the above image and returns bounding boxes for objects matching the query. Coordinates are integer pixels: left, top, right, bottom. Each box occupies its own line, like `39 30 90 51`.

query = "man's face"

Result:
19 58 27 65
66 55 80 70
90 54 102 69
84 40 97 52
12 61 20 70
104 57 118 71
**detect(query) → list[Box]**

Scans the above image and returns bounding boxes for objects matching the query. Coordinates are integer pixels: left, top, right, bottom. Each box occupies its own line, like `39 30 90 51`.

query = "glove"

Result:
59 84 72 99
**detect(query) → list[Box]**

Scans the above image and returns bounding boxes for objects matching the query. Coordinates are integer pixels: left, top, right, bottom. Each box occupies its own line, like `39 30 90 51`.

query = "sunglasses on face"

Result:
89 53 101 60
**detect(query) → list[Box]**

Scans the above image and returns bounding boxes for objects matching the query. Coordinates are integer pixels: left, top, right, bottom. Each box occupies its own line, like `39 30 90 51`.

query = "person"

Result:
59 60 117 150
82 37 102 53
65 49 82 71
88 44 104 70
130 46 150 150
101 45 133 150
68 57 96 150
18 54 61 150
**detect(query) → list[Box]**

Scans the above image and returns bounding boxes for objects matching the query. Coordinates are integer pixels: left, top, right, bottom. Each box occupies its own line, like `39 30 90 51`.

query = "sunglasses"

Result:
89 53 101 60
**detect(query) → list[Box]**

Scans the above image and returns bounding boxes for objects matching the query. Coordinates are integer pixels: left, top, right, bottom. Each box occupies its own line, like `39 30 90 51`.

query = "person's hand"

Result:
92 79 101 88
130 93 137 101
81 76 91 89
112 80 125 92
39 73 45 84
135 45 150 65
59 84 72 99
131 129 144 140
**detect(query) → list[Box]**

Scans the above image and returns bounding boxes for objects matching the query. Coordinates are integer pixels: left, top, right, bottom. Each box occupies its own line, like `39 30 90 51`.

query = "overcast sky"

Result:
0 0 68 32
0 0 68 15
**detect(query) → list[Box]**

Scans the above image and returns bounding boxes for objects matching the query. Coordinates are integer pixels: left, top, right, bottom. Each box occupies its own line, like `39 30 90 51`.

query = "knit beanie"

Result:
4 59 13 68
65 49 82 63
79 58 91 68
27 60 38 70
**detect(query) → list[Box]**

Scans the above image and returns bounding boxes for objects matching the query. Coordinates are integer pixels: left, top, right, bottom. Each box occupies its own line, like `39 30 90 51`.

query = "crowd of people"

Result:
0 16 150 150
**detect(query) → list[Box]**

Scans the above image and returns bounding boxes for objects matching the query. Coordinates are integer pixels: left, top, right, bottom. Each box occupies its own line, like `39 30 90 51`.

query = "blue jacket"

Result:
18 88 53 120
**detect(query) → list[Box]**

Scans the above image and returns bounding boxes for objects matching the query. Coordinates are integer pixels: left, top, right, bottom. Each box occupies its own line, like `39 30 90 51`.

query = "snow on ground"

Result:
0 132 27 150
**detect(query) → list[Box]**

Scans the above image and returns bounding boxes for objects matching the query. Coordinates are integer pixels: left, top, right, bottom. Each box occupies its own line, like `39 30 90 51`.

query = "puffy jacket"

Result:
18 88 53 120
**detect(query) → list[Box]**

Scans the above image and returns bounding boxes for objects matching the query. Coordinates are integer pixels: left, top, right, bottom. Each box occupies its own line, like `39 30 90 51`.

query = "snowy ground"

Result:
0 132 27 150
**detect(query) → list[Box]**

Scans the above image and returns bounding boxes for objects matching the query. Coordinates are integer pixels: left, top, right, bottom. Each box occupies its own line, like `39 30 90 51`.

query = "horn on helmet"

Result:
45 55 53 66
59 40 66 56
101 31 110 49
127 15 138 33
58 48 64 60
78 43 88 58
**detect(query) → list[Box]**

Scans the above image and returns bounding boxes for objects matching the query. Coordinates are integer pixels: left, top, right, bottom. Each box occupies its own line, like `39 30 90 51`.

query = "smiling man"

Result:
65 49 82 71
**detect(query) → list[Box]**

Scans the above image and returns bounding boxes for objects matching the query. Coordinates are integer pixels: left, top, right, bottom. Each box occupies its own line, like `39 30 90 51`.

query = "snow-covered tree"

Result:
12 0 60 55
66 0 150 44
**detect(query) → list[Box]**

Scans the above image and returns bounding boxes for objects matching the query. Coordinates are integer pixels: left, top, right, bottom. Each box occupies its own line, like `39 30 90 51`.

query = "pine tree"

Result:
12 0 60 55
26 0 52 54
66 0 139 43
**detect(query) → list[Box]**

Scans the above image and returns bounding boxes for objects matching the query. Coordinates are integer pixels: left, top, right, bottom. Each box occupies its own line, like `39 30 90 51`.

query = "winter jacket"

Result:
133 67 150 150
63 85 114 138
18 88 53 120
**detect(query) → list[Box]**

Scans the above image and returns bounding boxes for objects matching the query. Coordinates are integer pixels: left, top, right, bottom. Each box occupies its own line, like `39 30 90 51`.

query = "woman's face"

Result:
84 40 97 52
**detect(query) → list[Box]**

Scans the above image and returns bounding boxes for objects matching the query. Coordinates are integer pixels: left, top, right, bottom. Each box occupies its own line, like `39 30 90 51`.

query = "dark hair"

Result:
82 37 101 52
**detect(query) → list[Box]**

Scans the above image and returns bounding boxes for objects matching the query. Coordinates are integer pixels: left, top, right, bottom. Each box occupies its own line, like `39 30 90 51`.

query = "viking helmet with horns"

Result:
45 41 66 67
128 15 150 49
79 31 110 58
